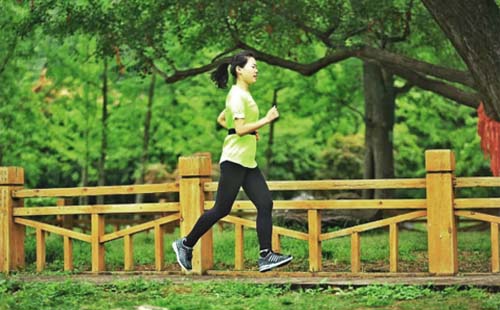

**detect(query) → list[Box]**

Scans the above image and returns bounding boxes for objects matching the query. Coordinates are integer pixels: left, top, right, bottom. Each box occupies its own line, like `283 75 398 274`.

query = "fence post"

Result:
0 167 25 273
178 154 213 275
91 213 105 272
308 209 322 272
425 150 458 275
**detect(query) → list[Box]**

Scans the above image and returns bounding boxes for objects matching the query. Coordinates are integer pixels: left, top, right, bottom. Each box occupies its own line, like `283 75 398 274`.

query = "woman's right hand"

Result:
265 106 279 123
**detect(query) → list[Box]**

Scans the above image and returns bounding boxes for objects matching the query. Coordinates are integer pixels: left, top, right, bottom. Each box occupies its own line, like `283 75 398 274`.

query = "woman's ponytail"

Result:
211 62 231 89
210 51 255 89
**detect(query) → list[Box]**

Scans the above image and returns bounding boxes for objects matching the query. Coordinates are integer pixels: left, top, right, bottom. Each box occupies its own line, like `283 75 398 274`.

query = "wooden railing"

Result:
204 178 427 273
1 150 499 276
2 178 181 273
454 177 500 272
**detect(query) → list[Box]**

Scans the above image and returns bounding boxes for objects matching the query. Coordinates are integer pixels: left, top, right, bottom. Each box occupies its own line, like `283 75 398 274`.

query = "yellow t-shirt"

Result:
219 85 259 168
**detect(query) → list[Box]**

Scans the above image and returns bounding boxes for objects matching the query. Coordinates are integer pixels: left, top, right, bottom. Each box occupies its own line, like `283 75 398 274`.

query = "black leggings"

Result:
184 161 273 251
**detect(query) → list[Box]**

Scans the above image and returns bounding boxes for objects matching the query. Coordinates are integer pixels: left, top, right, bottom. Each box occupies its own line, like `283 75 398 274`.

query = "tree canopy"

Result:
1 1 497 192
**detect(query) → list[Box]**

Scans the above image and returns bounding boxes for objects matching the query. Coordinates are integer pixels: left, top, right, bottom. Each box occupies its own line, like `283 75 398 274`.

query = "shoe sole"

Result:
171 241 192 272
259 256 293 272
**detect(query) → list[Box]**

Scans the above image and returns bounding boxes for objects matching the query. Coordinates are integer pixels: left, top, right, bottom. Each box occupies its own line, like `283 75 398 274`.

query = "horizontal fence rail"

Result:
205 199 427 210
13 203 180 216
455 177 500 188
1 150 500 277
204 178 427 192
12 183 179 198
454 198 500 209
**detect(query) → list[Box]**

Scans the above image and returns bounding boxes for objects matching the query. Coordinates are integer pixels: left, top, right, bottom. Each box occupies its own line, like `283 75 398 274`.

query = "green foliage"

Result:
202 281 286 298
483 293 500 310
1 1 493 195
317 134 364 180
0 277 497 310
395 91 490 178
344 284 435 306
0 279 100 309
24 197 59 207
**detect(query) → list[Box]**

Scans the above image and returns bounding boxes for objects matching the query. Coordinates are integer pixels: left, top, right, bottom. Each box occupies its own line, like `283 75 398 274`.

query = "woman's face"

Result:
237 57 258 85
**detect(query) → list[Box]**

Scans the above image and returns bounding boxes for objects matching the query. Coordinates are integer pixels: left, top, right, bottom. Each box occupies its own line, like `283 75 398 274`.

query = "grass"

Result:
7 219 500 309
20 220 492 273
1 277 500 310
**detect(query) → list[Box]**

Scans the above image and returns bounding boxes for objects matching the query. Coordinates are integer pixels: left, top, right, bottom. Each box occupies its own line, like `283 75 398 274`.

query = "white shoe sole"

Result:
172 241 191 272
259 256 293 272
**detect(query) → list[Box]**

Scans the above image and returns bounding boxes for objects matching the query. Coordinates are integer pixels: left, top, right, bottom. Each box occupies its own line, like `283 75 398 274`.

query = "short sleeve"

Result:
227 92 245 119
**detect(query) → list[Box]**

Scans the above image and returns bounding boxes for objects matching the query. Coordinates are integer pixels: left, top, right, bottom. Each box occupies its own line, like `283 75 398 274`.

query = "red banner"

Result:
478 102 500 176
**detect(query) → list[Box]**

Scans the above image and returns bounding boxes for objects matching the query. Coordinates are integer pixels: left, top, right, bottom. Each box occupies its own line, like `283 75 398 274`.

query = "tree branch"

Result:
212 46 239 62
384 63 479 108
237 41 354 75
342 101 365 119
358 46 475 88
343 26 369 41
150 39 477 111
151 56 231 84
292 19 335 47
395 82 414 95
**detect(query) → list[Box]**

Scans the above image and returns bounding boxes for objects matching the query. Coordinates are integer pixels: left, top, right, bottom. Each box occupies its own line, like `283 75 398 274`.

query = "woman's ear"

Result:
235 65 242 76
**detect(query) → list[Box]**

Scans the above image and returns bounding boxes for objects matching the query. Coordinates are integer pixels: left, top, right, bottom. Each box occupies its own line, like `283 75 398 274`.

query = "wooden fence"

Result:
1 150 500 276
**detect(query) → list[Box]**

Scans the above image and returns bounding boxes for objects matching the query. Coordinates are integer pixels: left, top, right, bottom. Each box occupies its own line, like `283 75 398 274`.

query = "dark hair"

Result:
211 50 255 89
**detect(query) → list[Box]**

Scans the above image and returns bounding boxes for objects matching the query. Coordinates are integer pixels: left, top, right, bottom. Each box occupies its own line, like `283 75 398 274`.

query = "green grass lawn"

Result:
1 277 500 310
21 221 492 273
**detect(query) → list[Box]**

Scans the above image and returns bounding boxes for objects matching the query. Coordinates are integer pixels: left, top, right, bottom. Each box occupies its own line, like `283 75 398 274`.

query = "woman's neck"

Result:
236 80 249 92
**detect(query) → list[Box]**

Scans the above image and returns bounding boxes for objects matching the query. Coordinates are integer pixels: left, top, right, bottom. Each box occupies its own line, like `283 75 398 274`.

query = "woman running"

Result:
172 50 293 273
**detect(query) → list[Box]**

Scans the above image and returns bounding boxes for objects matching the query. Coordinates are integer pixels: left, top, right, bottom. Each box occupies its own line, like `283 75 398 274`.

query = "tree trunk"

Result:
97 58 108 204
136 73 156 203
265 88 280 177
362 83 375 199
422 0 500 120
79 84 90 206
362 61 395 201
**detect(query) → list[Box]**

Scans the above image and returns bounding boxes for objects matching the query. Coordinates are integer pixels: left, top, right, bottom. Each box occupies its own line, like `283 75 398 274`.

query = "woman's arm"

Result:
217 110 227 128
234 106 279 136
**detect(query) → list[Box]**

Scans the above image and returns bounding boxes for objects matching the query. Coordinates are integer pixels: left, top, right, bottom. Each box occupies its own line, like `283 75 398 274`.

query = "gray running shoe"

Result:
172 238 193 271
258 251 293 272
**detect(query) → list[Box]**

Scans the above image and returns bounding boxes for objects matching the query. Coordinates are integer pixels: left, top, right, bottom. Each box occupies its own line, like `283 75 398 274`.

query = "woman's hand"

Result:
265 106 279 123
